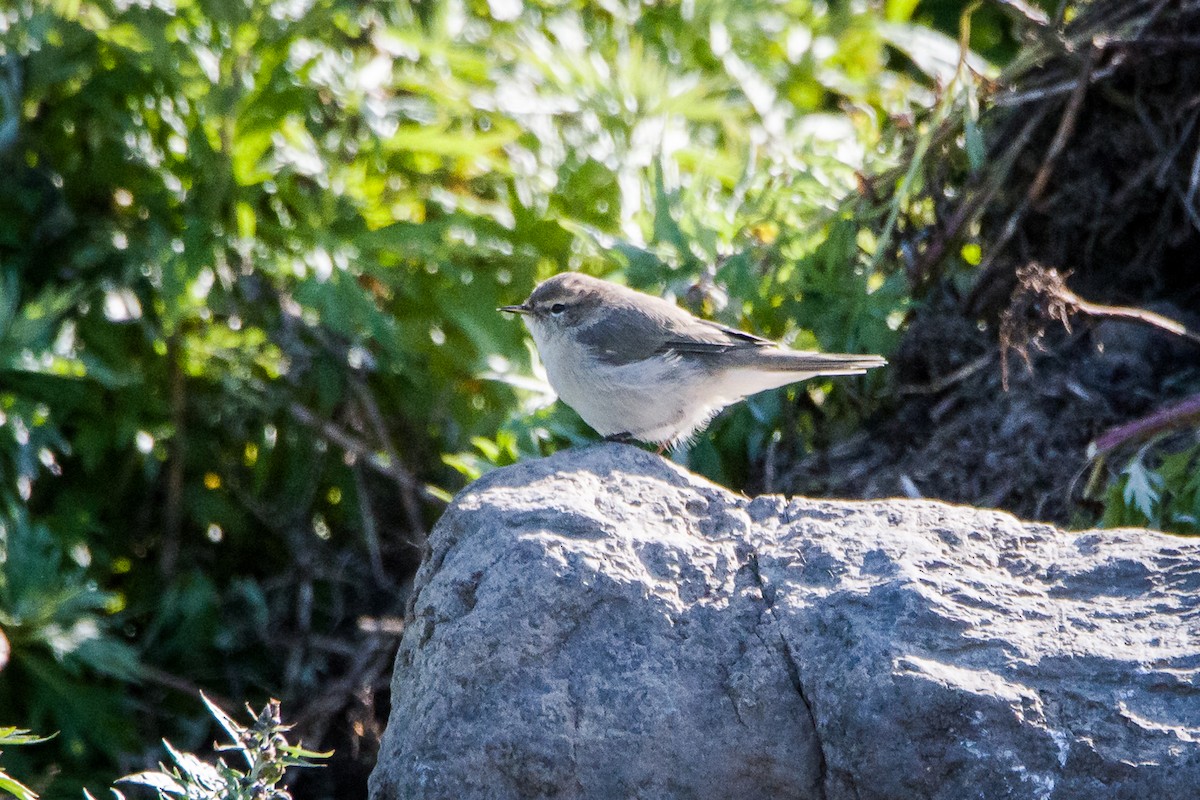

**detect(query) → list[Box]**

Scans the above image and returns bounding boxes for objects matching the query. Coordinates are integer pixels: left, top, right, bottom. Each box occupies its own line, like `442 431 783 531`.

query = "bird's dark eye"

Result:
549 303 567 316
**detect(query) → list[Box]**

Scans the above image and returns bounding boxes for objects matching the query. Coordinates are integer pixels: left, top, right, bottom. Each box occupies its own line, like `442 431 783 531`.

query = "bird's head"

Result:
499 273 612 340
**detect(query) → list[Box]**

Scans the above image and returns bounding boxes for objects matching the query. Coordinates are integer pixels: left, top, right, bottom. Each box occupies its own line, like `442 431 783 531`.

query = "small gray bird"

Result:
500 273 886 449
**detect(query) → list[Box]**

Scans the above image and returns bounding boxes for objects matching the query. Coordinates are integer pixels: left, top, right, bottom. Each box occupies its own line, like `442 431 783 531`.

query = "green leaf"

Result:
117 770 187 796
965 113 986 172
885 0 921 22
199 692 241 744
1121 457 1163 523
878 23 995 84
0 270 18 341
0 729 55 748
651 163 689 260
0 771 40 800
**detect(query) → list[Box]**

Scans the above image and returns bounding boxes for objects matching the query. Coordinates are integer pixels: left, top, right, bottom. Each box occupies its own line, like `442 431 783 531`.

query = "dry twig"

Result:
350 380 429 543
999 263 1200 388
288 402 441 507
896 353 993 396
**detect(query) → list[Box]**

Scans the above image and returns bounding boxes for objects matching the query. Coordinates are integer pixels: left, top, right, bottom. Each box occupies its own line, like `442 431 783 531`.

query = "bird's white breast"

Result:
525 319 718 444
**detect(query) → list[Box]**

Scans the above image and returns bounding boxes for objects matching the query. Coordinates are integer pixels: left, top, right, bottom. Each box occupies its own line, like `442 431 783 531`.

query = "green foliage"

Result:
1100 442 1200 534
99 695 324 800
0 507 139 786
0 0 1019 793
444 0 1001 484
0 727 54 800
0 700 318 800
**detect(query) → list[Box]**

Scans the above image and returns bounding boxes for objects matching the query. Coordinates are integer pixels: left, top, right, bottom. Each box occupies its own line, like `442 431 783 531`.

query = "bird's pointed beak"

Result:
498 304 531 315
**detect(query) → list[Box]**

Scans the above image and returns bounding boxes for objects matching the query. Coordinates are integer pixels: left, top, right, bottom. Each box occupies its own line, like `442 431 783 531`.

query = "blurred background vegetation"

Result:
1 0 1197 797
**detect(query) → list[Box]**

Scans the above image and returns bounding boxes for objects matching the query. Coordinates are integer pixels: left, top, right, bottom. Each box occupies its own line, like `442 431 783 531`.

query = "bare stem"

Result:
1090 393 1200 456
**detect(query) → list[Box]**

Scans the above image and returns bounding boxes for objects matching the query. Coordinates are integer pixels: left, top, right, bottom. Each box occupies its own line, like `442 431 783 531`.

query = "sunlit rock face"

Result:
369 444 1200 800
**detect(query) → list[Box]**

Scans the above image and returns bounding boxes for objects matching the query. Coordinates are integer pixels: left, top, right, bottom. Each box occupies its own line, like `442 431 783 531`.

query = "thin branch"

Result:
1069 295 1200 347
288 402 442 506
1027 47 1095 203
896 353 993 396
967 50 1094 299
992 62 1121 107
161 335 186 578
352 464 388 585
138 663 236 710
350 380 428 542
290 632 396 750
914 102 1051 284
1089 393 1200 456
999 263 1200 389
1184 131 1200 233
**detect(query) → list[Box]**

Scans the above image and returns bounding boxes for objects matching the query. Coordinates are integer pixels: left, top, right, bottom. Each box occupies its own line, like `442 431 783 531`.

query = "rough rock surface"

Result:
369 444 1200 800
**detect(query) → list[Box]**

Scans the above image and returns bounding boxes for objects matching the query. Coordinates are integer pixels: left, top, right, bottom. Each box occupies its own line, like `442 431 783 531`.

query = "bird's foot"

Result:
603 432 671 457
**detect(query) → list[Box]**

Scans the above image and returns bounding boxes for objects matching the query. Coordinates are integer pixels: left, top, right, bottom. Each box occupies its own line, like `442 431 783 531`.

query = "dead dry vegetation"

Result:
784 0 1200 526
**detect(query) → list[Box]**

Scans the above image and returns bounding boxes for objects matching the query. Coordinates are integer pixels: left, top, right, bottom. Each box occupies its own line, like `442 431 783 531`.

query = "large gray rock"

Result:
369 444 1200 800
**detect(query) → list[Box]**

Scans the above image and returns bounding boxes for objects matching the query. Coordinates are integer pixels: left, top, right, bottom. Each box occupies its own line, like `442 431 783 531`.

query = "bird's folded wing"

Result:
578 303 770 365
661 321 772 354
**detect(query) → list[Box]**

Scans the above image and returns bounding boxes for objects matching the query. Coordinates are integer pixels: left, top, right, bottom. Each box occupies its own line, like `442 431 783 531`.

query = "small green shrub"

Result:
101 695 326 800
1099 441 1200 534
0 507 139 785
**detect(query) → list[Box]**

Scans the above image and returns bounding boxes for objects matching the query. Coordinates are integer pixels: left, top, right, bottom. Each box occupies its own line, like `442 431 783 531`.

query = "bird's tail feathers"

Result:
744 350 887 375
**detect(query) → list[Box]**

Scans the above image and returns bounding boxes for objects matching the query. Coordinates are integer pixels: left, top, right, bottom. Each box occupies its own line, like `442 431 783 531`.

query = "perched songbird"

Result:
500 273 886 449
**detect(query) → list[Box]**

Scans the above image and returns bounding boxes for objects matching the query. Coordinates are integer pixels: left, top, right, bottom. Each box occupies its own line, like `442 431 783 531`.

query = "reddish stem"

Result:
1090 393 1200 456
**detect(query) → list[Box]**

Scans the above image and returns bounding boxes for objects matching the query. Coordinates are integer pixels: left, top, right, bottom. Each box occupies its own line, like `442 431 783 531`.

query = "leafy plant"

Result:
1099 441 1200 534
0 727 53 800
0 0 1023 793
0 506 139 784
101 695 326 800
449 2 999 485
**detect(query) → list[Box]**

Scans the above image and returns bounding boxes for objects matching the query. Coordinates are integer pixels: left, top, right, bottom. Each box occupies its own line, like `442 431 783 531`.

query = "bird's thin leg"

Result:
655 443 668 456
